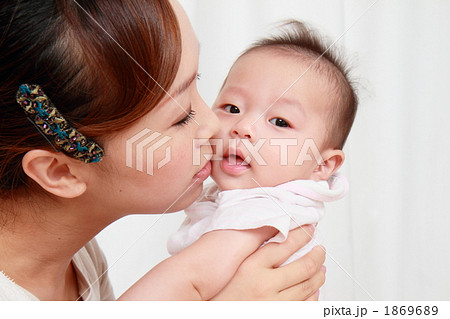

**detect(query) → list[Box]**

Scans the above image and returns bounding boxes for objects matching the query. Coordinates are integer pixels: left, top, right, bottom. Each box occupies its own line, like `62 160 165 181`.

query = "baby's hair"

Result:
242 20 357 150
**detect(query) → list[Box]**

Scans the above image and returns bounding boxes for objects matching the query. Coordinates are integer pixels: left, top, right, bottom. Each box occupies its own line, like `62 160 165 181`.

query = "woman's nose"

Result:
196 96 220 140
205 106 220 138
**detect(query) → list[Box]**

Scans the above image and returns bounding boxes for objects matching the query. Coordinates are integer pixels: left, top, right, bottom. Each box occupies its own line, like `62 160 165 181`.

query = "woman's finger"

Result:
277 264 326 300
273 245 326 289
251 226 315 267
305 291 319 301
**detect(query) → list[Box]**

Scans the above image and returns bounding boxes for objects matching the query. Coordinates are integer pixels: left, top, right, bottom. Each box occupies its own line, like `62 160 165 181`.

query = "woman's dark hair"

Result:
0 0 181 193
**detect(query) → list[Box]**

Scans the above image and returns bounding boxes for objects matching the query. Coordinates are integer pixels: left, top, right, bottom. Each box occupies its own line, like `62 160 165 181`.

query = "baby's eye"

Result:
269 118 290 128
224 104 240 114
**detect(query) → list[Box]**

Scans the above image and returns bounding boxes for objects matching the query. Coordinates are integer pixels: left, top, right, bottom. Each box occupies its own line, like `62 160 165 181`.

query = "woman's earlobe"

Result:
22 150 87 198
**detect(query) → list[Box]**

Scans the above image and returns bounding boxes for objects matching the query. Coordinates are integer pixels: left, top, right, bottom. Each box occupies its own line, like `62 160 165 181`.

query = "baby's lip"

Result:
223 146 251 166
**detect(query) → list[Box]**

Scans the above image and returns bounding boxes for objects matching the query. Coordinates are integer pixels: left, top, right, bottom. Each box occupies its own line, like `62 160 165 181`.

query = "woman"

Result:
0 0 325 300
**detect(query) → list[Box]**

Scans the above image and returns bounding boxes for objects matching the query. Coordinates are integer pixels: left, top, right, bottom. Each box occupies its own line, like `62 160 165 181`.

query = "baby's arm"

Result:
119 226 277 300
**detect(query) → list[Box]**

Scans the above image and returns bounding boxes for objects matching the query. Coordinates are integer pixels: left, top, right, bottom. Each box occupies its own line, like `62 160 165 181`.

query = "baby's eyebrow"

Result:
221 85 249 97
275 96 305 117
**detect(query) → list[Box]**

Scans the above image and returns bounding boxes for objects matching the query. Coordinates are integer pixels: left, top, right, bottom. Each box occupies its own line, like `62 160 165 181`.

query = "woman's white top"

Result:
0 239 114 301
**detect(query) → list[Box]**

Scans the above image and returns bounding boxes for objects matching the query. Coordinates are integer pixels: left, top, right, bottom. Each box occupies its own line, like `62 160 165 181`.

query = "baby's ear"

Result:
311 149 345 181
22 150 87 198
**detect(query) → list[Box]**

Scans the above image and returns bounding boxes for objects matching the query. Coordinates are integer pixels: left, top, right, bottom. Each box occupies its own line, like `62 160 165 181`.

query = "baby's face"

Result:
211 49 334 191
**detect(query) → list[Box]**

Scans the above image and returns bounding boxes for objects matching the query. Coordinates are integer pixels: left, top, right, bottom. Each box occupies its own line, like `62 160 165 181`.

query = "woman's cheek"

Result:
160 138 193 174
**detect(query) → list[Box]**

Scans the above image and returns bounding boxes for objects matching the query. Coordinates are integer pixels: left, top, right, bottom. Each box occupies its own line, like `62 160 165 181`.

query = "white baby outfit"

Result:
168 173 348 265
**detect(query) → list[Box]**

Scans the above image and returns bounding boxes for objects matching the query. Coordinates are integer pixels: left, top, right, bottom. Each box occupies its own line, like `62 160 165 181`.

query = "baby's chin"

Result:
211 173 276 191
210 162 293 190
210 173 251 191
216 183 254 192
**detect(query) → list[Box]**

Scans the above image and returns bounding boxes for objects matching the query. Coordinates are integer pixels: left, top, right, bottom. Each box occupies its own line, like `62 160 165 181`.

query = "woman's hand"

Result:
211 226 326 300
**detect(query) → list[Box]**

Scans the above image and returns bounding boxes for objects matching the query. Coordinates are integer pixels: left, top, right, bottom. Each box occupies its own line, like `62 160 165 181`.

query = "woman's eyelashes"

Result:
173 74 200 127
175 109 196 126
269 117 290 128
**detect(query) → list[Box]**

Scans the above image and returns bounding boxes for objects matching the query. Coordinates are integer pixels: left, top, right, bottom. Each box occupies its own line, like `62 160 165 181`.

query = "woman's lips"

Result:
193 161 212 181
220 155 250 175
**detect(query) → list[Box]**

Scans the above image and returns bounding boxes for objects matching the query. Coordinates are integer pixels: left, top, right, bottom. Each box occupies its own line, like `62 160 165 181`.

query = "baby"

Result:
121 20 357 300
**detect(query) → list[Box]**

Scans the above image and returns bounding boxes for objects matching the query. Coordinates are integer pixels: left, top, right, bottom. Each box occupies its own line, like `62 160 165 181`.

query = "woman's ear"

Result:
311 149 345 181
22 150 87 198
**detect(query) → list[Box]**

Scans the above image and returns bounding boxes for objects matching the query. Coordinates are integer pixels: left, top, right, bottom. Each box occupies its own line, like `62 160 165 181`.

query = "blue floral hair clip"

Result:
16 84 104 163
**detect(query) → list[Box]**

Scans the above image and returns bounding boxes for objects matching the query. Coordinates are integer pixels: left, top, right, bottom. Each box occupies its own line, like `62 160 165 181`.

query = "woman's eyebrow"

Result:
170 71 198 98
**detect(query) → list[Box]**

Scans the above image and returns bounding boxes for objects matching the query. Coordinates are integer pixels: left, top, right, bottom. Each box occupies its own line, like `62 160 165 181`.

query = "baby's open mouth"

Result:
224 150 250 166
220 151 251 176
225 153 250 166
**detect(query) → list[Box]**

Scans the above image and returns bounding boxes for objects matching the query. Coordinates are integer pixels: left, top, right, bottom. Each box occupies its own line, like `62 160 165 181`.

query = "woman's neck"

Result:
0 198 110 300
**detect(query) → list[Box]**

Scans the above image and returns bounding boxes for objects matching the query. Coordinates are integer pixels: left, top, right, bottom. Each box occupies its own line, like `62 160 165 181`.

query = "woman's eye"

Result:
269 118 290 128
224 104 240 114
175 109 196 126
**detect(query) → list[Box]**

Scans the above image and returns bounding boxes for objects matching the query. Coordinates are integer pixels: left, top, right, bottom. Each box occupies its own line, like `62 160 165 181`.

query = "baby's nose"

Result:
231 128 253 139
231 120 254 140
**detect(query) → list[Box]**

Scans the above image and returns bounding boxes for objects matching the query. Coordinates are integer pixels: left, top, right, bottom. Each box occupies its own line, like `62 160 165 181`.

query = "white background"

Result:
96 0 450 300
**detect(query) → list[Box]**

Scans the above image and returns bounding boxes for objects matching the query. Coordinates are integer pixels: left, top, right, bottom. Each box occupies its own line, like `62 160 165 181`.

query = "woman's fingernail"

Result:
321 266 327 274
